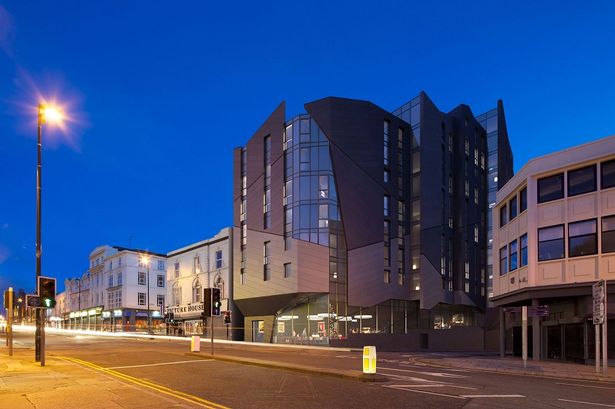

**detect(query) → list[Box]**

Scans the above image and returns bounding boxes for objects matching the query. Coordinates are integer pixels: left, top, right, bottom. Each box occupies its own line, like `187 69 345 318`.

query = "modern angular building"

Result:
492 135 615 363
233 92 512 350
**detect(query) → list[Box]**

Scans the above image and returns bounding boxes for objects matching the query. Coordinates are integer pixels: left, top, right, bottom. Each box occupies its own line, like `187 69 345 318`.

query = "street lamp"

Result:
139 254 152 335
35 103 64 365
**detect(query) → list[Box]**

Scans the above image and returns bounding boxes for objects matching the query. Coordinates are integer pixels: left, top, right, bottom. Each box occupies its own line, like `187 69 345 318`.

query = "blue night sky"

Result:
1 1 614 293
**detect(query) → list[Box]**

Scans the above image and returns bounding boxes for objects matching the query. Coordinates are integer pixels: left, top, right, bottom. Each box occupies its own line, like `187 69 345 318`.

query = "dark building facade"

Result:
233 93 513 350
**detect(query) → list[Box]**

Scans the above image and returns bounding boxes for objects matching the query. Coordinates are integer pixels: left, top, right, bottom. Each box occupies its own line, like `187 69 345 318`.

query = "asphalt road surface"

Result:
8 330 615 409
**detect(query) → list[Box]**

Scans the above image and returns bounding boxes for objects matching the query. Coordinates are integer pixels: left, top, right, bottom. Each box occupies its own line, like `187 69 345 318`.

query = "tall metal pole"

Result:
603 280 608 377
147 262 151 334
35 104 43 363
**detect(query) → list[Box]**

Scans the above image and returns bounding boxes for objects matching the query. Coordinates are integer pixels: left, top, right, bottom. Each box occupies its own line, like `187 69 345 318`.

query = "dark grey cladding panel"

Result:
244 101 286 234
496 100 514 189
305 97 408 250
233 147 242 228
233 293 325 317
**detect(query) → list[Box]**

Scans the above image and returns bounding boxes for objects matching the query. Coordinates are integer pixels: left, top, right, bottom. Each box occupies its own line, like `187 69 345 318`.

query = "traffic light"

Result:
212 288 221 316
38 276 56 309
223 311 231 325
203 288 212 316
26 294 40 308
3 290 14 309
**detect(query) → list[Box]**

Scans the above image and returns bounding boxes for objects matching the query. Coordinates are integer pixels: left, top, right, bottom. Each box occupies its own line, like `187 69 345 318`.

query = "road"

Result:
6 330 615 409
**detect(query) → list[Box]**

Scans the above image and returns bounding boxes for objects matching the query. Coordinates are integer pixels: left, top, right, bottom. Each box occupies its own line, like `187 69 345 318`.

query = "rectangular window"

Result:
108 275 113 287
384 195 390 217
499 246 508 275
157 274 164 287
568 219 597 257
117 272 122 286
384 169 390 183
500 204 507 227
601 159 615 189
602 216 615 253
509 196 517 220
263 242 271 281
157 295 165 308
284 263 291 278
474 225 479 243
509 239 518 271
174 262 180 278
384 120 389 166
538 225 565 261
138 292 146 306
474 187 478 205
520 234 528 267
384 270 391 284
538 173 564 203
157 260 165 271
520 186 527 213
138 271 146 285
215 250 223 269
568 165 596 196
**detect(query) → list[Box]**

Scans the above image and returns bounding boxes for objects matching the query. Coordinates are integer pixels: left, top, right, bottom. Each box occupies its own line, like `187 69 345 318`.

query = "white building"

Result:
492 135 615 362
166 227 238 338
62 245 167 332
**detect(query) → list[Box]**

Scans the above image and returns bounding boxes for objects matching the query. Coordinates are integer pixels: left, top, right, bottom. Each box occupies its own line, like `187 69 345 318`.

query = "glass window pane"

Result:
538 173 564 203
520 187 527 213
569 235 597 257
568 165 596 196
601 160 615 189
603 216 615 232
602 230 615 253
538 225 564 241
569 219 596 237
509 196 517 220
538 240 564 261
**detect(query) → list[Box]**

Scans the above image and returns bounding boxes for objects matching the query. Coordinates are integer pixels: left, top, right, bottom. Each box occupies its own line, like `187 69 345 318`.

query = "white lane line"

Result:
107 359 214 369
382 373 478 390
389 384 477 390
383 385 466 400
556 382 615 390
460 394 525 398
558 399 615 408
379 366 467 378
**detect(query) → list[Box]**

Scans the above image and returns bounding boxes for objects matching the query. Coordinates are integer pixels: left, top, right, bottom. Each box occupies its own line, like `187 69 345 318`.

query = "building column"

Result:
499 307 505 357
532 299 540 361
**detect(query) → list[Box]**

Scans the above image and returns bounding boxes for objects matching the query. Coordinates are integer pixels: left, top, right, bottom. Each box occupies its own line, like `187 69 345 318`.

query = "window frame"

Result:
509 195 517 220
602 215 615 253
509 239 518 271
567 165 597 197
601 159 615 190
520 186 527 213
538 224 565 261
499 204 507 228
499 246 508 276
537 173 564 204
138 271 146 286
520 233 528 267
568 218 597 258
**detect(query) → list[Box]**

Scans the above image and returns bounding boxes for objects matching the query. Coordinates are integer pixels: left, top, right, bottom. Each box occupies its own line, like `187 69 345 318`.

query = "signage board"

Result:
593 280 605 325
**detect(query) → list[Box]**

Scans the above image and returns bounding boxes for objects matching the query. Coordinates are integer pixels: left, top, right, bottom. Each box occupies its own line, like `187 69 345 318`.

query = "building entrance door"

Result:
252 320 265 342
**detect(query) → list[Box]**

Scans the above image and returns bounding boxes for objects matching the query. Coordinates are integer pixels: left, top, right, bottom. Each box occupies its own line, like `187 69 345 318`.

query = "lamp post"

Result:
140 255 152 335
34 103 63 364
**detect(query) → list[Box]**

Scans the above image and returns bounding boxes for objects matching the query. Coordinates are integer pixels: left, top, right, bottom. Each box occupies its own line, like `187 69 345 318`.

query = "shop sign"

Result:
166 303 204 317
102 311 111 318
113 309 122 317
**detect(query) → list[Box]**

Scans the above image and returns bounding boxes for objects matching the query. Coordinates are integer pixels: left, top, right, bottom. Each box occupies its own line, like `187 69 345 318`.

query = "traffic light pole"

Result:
211 312 214 356
35 105 43 365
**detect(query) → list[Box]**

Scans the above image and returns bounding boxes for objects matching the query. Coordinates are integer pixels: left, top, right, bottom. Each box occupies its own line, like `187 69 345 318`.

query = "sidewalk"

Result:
0 347 200 408
413 353 615 382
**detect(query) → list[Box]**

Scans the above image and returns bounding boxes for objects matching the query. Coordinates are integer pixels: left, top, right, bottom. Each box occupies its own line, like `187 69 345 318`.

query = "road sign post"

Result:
593 280 608 376
6 287 13 356
522 306 528 369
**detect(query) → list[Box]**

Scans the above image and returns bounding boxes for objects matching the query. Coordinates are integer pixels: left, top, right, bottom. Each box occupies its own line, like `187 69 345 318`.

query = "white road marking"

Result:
460 394 525 398
383 385 466 400
558 399 615 408
387 384 445 388
556 382 615 390
107 359 214 369
379 366 467 378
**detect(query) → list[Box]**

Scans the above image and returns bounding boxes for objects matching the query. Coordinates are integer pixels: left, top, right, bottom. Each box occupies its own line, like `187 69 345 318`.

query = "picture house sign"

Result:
166 303 203 318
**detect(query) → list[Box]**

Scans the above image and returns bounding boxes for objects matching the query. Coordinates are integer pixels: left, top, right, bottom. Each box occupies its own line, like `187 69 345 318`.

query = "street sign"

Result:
527 306 549 317
26 294 41 308
593 280 605 325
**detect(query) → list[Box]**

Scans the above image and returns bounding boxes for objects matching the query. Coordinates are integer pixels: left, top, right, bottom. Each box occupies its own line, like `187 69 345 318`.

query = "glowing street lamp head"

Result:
39 104 64 125
140 254 150 265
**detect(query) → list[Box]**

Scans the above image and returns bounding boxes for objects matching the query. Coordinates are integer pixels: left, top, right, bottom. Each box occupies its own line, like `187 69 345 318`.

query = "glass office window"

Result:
568 219 597 257
568 165 596 197
520 187 527 213
499 204 507 227
602 216 615 253
520 234 528 267
601 159 615 189
538 225 565 261
499 246 507 275
509 196 517 220
538 173 564 203
509 240 518 271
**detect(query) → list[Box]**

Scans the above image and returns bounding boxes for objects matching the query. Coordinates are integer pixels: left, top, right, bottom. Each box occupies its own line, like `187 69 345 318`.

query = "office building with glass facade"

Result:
233 93 513 350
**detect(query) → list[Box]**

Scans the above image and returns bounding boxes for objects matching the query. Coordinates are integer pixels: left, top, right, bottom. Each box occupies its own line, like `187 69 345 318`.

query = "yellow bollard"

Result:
362 346 377 374
191 335 201 352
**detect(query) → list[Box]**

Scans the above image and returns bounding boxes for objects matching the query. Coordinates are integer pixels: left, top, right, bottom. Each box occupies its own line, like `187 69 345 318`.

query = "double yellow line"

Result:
59 356 230 409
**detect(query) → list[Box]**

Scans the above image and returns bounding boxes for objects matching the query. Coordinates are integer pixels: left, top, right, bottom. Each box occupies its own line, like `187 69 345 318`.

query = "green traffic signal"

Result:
42 298 56 308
